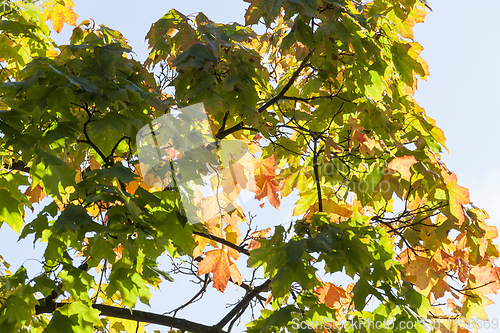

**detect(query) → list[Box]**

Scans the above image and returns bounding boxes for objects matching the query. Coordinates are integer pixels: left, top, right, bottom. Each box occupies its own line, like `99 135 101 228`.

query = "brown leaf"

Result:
431 278 450 299
25 184 46 204
89 157 100 170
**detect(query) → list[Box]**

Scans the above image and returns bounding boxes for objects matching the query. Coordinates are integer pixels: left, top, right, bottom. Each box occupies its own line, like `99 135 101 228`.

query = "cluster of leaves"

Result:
1 0 499 332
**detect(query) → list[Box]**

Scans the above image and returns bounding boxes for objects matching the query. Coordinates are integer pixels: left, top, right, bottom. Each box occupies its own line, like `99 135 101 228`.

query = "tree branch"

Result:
215 279 271 329
312 138 323 212
193 231 250 256
35 302 227 333
258 50 314 114
4 160 30 173
215 49 314 140
78 104 108 163
106 135 130 167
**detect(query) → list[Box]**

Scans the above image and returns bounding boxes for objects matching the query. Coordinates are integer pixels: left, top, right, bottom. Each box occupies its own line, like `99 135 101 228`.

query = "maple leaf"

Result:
347 115 365 131
404 256 433 294
324 137 343 160
24 184 46 204
351 131 376 156
89 157 100 170
224 224 242 260
394 7 428 40
250 227 271 239
197 249 231 292
125 180 140 195
430 249 458 274
43 0 78 33
315 282 348 309
469 265 500 295
431 278 450 299
446 180 470 224
253 156 282 209
199 195 223 226
247 227 271 250
229 262 242 286
386 155 417 181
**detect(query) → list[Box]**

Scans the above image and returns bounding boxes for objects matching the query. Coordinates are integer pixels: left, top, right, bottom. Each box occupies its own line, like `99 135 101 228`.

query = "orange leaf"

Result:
247 240 261 251
197 249 231 292
25 184 46 204
89 157 100 170
229 263 242 286
430 249 457 274
200 195 222 225
253 156 281 209
404 256 432 293
386 155 417 181
254 178 281 209
126 181 139 195
347 115 365 131
431 278 450 299
400 8 427 40
482 224 498 239
316 283 347 309
43 0 78 33
469 265 500 295
447 180 470 224
250 227 271 239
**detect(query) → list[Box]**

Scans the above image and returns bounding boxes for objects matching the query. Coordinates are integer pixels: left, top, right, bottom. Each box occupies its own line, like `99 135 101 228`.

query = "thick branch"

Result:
78 104 108 163
193 231 250 256
106 135 130 167
257 50 314 114
215 122 252 140
215 279 271 329
312 139 323 212
281 94 354 104
35 302 226 333
215 50 314 140
4 160 30 173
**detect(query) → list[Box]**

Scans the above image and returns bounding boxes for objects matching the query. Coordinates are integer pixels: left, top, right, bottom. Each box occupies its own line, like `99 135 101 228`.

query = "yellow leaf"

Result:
43 0 78 33
447 180 470 224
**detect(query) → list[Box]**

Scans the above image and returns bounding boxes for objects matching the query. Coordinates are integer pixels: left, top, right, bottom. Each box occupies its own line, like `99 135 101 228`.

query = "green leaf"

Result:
0 296 32 332
44 301 101 333
0 189 24 233
171 42 216 69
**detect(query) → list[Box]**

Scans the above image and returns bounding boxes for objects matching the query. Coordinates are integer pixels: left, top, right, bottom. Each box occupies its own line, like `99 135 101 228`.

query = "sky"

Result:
1 0 500 332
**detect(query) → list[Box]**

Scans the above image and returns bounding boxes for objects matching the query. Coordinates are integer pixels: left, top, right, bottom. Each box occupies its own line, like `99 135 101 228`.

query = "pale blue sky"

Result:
1 0 499 331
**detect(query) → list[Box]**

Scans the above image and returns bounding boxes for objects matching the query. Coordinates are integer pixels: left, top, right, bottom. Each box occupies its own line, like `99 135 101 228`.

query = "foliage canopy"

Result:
1 0 499 332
